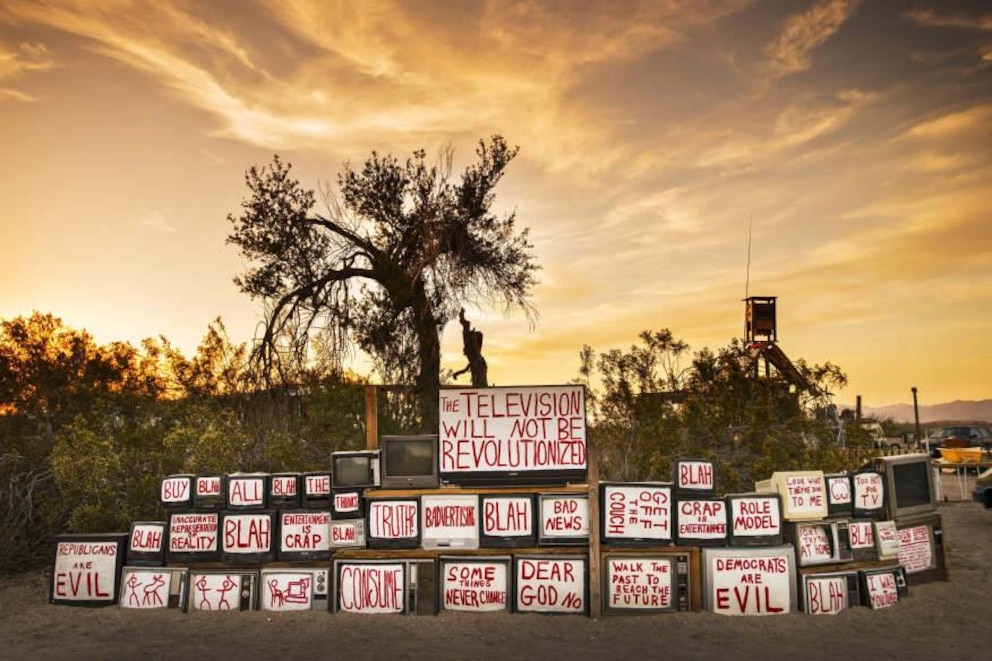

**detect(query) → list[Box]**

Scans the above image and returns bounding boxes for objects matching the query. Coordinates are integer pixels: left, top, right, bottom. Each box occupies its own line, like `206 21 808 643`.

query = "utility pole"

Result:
912 386 922 450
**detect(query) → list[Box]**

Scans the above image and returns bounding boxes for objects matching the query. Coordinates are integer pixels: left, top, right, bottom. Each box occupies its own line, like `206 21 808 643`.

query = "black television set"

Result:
479 494 536 548
226 472 269 510
331 451 380 490
50 533 129 606
602 552 693 614
847 519 877 562
858 565 908 609
119 566 188 609
160 474 195 509
783 520 853 567
330 518 367 549
538 493 589 546
824 473 853 518
379 434 440 489
301 471 332 509
872 454 938 520
219 510 277 564
278 510 331 562
331 489 365 520
439 556 513 613
269 473 301 509
725 493 783 546
185 570 259 612
798 569 860 615
671 458 716 497
166 511 220 563
367 497 420 549
126 521 168 566
600 482 673 545
193 474 226 510
850 470 886 519
674 497 727 547
514 555 588 614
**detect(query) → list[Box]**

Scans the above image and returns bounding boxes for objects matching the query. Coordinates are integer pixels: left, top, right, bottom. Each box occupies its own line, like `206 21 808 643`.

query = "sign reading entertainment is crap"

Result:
439 385 587 474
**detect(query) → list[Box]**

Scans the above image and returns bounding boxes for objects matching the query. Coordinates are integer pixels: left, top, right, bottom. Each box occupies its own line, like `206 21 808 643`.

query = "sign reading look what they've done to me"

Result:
439 385 587 483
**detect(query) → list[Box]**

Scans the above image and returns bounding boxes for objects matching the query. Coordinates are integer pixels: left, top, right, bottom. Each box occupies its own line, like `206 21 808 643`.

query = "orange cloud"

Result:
765 0 861 76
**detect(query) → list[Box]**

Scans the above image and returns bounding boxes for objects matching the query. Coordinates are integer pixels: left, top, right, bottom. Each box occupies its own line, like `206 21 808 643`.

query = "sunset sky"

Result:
2 0 991 408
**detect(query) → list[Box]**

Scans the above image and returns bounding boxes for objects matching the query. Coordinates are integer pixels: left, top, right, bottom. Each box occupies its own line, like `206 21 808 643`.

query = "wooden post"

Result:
365 385 378 450
587 445 601 618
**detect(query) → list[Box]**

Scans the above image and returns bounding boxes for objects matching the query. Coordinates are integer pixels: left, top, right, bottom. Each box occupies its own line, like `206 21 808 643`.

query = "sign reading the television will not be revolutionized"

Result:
439 385 587 475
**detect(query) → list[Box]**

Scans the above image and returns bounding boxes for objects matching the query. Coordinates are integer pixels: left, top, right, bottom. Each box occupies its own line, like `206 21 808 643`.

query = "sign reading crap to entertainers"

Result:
439 385 587 477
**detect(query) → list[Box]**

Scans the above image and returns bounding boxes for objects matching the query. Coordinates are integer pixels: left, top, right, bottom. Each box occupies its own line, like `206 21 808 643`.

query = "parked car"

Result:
973 467 992 508
926 425 992 458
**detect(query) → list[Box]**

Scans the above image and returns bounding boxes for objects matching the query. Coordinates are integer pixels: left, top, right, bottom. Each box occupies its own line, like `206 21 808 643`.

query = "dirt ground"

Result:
2 499 990 661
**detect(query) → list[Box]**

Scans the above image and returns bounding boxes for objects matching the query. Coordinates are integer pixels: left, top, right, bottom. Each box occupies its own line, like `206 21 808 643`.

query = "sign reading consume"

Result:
439 385 587 484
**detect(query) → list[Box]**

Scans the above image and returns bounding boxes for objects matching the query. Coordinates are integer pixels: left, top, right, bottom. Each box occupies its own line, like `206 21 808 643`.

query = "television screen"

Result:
873 520 900 560
538 493 589 546
119 567 188 609
896 513 947 584
674 497 728 547
301 472 332 508
701 545 797 615
824 473 852 518
186 570 259 612
193 474 226 509
160 474 194 509
259 568 329 612
380 435 440 489
126 521 167 566
219 511 276 564
851 471 885 519
858 565 908 609
333 560 408 614
367 498 420 549
331 451 380 490
671 459 716 496
330 518 367 549
479 494 536 548
725 493 783 546
754 471 827 521
50 533 128 606
600 482 672 545
421 494 479 549
278 510 331 562
514 555 587 614
784 521 852 567
332 489 365 520
873 454 937 519
166 511 220 563
227 473 269 510
439 556 512 613
269 473 301 509
798 570 859 615
602 552 693 613
438 385 587 487
847 519 877 562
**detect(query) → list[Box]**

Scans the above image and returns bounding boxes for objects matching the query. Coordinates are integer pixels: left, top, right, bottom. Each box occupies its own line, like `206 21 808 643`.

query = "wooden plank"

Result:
365 484 591 498
587 447 602 618
365 385 378 450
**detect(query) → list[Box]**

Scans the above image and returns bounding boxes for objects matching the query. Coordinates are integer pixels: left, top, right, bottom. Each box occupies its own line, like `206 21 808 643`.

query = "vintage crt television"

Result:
126 521 168 566
330 518 367 549
301 471 332 509
160 474 195 509
333 558 436 615
783 520 853 567
538 493 589 546
514 555 588 614
755 471 828 521
268 473 301 509
872 454 938 520
331 489 365 520
798 569 860 615
259 567 329 612
219 510 277 564
671 458 716 497
166 511 220 563
119 566 188 610
824 473 853 518
847 519 878 562
379 434 440 489
850 470 886 519
701 545 797 616
226 472 269 510
479 494 536 548
674 497 728 547
600 482 672 546
50 533 129 606
873 520 901 561
278 510 331 562
331 450 380 490
185 570 259 612
725 493 783 546
602 551 694 614
438 555 513 613
420 494 480 549
858 565 908 609
193 474 226 509
895 513 948 585
367 497 420 550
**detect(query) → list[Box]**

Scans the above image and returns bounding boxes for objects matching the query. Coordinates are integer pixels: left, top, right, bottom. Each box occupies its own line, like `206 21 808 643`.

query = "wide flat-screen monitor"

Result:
602 552 693 614
872 454 938 520
331 451 380 490
380 435 440 489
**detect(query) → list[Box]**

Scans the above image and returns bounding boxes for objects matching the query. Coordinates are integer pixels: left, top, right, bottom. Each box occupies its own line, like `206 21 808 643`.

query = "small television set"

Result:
872 454 938 520
331 451 380 490
847 519 877 562
367 497 420 549
330 518 367 549
219 510 277 564
301 471 332 508
600 482 672 545
185 570 259 612
380 434 440 489
126 521 168 566
754 471 828 521
119 567 188 610
193 474 226 509
675 497 728 547
824 473 852 518
278 510 331 562
259 568 329 612
602 551 693 614
725 493 783 546
439 556 513 613
514 555 588 614
895 513 948 585
226 472 269 510
671 458 716 497
269 473 301 509
850 470 886 519
160 474 195 509
331 489 365 520
858 565 908 609
333 559 409 614
701 545 797 615
873 520 900 561
798 569 860 615
538 493 589 546
421 494 479 549
479 494 536 548
166 511 220 563
783 520 852 567
50 533 128 606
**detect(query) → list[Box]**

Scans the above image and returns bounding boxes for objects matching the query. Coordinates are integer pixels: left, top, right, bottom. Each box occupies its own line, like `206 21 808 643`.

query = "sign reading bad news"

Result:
439 385 587 483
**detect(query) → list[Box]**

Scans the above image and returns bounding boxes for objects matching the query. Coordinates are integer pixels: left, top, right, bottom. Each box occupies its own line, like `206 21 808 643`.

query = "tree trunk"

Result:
412 287 441 432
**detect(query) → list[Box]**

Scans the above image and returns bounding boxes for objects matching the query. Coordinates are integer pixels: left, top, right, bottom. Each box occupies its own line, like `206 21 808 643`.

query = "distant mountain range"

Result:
841 399 992 424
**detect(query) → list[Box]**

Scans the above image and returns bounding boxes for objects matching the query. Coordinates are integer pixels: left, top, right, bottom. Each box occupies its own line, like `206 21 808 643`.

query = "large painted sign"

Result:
514 556 586 614
50 534 128 605
441 558 510 612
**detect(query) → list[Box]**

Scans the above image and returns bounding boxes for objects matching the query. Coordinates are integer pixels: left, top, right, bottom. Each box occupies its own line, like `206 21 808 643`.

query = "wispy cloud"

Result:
0 40 54 101
901 105 992 139
138 211 175 233
904 8 992 31
765 0 861 77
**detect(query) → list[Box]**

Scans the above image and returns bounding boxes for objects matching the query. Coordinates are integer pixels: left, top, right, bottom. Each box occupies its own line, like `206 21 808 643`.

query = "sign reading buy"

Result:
439 385 587 484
